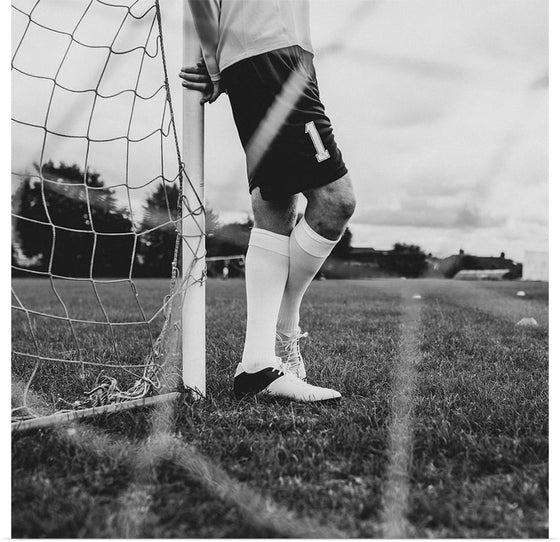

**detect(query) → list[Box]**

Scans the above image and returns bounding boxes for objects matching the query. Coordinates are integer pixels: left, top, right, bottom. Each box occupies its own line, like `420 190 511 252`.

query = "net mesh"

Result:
11 0 204 422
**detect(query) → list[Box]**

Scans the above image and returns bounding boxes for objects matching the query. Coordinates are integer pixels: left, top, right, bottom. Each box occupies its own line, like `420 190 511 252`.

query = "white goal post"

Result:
11 0 206 431
182 0 206 399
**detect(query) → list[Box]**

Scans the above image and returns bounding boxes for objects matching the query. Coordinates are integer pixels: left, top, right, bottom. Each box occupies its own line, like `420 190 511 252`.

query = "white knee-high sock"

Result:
277 217 339 335
241 228 290 372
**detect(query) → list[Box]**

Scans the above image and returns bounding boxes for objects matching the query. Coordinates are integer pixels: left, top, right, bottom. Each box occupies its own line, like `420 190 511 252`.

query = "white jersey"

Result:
188 0 314 81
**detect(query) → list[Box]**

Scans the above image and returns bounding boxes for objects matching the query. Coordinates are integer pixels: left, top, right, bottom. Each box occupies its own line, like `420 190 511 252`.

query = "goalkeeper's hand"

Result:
179 60 224 104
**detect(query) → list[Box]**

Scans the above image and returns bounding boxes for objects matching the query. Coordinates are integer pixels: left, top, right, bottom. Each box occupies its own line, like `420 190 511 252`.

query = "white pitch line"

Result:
12 380 345 538
381 295 421 538
111 482 154 537
110 400 178 537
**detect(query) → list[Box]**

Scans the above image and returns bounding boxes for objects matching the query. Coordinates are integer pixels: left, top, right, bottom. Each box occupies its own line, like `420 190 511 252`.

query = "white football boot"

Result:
275 328 308 380
233 358 340 402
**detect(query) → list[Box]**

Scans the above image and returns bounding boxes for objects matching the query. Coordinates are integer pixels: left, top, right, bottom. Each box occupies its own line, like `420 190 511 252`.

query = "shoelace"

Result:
272 358 291 376
279 330 309 370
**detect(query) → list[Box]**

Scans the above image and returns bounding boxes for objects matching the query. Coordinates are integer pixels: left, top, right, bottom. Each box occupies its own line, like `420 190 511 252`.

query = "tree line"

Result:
13 161 427 279
12 161 196 278
12 161 352 278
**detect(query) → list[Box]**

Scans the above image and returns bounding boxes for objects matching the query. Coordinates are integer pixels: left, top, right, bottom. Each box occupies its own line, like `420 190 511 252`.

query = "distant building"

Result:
431 251 521 279
454 269 511 280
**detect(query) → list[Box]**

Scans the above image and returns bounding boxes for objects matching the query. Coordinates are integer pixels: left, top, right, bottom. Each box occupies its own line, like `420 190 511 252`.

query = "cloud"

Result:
10 0 547 263
359 200 506 230
530 74 548 90
403 175 478 198
346 48 466 81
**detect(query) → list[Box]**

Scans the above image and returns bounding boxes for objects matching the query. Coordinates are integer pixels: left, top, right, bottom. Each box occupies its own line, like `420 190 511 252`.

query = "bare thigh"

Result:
251 187 299 236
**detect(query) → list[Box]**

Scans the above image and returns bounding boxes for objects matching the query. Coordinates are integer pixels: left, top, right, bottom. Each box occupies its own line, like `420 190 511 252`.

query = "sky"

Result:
10 0 549 262
202 0 548 262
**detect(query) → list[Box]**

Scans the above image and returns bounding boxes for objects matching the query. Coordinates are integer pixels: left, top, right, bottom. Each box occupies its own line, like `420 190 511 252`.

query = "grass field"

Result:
11 278 548 537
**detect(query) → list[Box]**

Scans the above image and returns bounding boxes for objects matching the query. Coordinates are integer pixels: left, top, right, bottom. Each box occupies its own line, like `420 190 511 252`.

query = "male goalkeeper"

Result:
181 0 356 402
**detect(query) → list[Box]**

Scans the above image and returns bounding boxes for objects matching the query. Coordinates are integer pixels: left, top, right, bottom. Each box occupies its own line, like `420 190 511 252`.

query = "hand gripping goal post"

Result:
11 0 205 431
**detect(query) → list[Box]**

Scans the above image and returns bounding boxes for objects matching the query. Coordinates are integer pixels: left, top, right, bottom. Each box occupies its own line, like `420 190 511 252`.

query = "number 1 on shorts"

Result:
305 121 330 163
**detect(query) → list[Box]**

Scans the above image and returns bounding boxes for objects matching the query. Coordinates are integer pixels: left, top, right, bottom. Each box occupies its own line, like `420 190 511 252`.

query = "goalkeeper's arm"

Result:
187 0 221 82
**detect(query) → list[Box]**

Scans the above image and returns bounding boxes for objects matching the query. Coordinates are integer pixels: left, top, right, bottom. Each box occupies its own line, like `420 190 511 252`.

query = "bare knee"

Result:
335 185 357 222
304 175 356 240
313 175 356 221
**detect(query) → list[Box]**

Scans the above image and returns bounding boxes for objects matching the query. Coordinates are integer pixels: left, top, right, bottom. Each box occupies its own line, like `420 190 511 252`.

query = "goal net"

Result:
11 0 205 429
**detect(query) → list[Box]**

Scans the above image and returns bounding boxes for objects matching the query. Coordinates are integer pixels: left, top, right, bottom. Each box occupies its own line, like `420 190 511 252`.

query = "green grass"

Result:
12 278 548 537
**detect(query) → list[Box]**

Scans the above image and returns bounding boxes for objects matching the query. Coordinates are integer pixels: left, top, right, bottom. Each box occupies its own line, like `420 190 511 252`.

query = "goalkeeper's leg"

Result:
276 175 356 378
239 189 297 375
277 174 355 334
235 187 344 401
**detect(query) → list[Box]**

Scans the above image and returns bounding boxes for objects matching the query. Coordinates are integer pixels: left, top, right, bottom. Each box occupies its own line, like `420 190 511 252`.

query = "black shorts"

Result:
222 46 348 201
